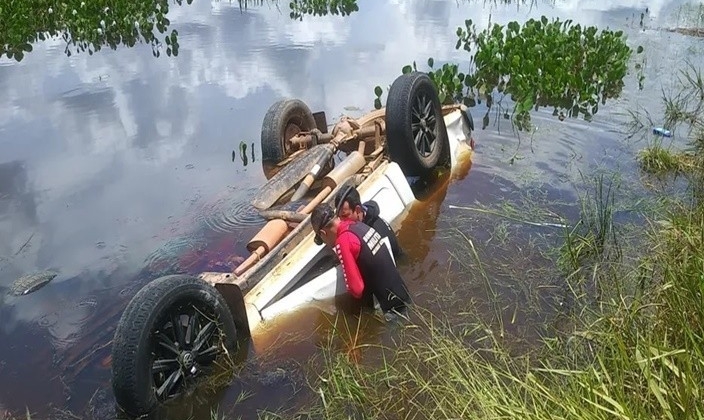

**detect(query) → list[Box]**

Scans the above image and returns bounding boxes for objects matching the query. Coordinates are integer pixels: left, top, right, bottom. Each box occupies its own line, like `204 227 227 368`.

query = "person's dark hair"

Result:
334 185 362 214
311 203 336 245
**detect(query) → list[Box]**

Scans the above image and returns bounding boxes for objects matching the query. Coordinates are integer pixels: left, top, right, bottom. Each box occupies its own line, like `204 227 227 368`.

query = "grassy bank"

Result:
295 201 703 419
273 67 704 420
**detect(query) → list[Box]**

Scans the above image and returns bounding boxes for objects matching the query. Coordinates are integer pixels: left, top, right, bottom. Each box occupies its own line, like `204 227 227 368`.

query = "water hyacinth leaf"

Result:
508 21 520 33
374 85 383 97
427 57 434 68
379 15 638 131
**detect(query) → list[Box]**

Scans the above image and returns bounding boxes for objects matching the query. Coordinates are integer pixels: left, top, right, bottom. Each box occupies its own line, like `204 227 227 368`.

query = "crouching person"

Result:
311 202 411 320
333 185 404 261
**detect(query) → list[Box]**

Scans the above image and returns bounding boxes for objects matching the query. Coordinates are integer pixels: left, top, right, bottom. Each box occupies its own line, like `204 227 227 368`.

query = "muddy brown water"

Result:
2 0 704 418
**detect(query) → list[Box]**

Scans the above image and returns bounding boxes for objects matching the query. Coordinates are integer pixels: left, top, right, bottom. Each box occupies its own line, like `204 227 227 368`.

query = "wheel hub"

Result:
179 351 196 370
411 95 437 158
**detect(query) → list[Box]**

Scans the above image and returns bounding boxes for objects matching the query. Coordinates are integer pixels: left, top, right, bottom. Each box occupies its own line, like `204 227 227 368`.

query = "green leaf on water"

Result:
637 45 644 54
374 85 383 97
374 98 382 110
390 14 632 131
521 96 533 113
402 65 412 74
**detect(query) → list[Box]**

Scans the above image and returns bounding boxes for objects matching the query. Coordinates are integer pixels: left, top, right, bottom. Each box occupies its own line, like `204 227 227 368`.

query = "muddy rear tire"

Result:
261 99 317 163
385 72 450 177
111 275 238 417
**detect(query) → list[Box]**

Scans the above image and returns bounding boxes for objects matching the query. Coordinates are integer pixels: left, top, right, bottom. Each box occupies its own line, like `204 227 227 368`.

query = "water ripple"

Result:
143 235 209 276
38 312 59 328
195 187 264 233
46 295 101 351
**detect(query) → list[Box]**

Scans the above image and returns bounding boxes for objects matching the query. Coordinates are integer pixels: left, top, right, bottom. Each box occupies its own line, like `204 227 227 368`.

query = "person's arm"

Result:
335 231 364 298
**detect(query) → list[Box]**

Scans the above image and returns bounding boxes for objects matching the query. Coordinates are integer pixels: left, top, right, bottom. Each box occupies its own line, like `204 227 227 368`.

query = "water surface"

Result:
1 0 703 418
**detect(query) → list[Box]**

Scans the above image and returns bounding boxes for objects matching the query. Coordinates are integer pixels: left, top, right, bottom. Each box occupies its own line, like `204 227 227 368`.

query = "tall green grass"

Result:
558 172 621 275
637 145 694 174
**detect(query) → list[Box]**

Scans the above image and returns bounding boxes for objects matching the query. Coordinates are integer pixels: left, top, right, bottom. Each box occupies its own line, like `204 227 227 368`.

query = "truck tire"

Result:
385 72 450 177
261 99 317 163
111 275 238 417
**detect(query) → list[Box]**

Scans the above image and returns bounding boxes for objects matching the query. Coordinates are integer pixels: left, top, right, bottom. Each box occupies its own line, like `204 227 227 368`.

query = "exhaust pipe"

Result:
289 153 329 202
233 219 289 276
290 136 366 203
234 150 366 277
298 150 366 214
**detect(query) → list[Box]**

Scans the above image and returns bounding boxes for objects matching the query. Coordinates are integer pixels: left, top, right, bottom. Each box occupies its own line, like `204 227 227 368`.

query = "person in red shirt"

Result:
311 202 411 319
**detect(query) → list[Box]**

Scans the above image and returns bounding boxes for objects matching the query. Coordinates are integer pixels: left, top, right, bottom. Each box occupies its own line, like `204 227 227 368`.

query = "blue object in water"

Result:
653 127 672 137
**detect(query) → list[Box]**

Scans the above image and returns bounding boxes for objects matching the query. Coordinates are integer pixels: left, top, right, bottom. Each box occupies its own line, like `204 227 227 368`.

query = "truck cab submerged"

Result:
110 72 475 417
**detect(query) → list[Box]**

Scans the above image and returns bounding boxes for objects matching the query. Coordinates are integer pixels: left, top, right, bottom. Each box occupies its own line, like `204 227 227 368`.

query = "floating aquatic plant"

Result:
375 17 643 131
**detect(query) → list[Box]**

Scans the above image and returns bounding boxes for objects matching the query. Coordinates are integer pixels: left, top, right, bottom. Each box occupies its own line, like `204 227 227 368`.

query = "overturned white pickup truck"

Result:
110 72 475 417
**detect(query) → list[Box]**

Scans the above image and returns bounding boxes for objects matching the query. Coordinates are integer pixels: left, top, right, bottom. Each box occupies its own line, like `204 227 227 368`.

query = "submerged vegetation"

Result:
375 17 644 132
